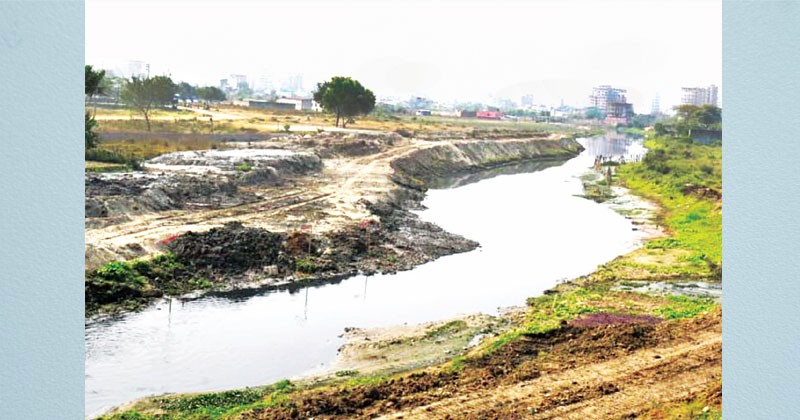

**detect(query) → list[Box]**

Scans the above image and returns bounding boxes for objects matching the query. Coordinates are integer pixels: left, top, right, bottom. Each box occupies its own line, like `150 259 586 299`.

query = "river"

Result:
85 133 647 417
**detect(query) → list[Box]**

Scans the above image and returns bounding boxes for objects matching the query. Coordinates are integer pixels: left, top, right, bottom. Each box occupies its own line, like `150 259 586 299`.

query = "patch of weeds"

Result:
645 238 683 250
447 356 466 372
425 320 468 339
188 277 214 290
653 295 717 320
156 387 267 412
295 256 317 274
235 163 253 172
335 370 359 377
345 375 390 387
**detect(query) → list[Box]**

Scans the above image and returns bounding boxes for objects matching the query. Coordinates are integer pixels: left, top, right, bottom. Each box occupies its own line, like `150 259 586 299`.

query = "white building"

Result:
681 85 719 106
276 97 316 111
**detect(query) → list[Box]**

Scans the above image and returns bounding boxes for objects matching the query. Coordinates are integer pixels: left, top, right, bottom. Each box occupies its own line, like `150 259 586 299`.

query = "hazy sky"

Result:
86 0 721 110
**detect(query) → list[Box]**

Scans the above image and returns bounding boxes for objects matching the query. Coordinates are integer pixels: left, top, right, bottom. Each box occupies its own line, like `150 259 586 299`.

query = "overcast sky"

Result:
86 0 721 111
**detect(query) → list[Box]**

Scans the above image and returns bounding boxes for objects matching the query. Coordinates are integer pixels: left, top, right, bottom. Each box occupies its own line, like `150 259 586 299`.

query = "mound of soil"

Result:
85 172 246 218
167 222 291 276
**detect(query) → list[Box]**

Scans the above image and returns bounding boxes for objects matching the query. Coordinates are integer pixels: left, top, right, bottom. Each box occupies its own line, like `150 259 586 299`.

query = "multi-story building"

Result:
521 94 535 107
681 85 719 106
589 85 627 113
651 94 661 115
590 85 634 125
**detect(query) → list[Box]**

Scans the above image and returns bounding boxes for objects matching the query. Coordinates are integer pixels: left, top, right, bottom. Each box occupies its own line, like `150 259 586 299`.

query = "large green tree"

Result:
674 104 722 135
177 82 197 101
196 86 227 102
314 77 376 128
120 76 177 131
85 65 106 99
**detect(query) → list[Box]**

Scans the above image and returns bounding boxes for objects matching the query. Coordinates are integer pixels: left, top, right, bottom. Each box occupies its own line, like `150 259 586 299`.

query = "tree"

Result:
85 65 106 99
314 76 376 127
120 76 177 132
673 104 722 135
585 107 605 120
85 112 99 149
196 86 227 102
177 82 197 101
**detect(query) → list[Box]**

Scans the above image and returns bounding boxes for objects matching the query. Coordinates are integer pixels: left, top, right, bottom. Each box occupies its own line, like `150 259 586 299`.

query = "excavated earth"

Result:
238 308 722 419
85 131 585 310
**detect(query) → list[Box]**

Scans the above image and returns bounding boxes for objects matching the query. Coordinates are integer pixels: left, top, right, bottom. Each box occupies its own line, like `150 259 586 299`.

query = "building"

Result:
681 85 719 106
589 85 627 113
235 99 296 111
476 110 502 120
604 102 634 125
521 94 535 107
589 85 635 125
650 94 661 115
276 97 315 111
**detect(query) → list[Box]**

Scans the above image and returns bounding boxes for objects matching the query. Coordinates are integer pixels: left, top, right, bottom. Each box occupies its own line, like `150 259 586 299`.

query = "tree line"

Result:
86 65 227 132
86 66 378 141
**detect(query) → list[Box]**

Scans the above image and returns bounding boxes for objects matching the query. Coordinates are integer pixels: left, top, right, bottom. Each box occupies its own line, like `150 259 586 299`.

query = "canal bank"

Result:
90 134 709 418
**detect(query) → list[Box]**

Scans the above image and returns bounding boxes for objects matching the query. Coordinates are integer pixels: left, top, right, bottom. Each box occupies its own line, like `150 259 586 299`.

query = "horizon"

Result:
86 0 721 111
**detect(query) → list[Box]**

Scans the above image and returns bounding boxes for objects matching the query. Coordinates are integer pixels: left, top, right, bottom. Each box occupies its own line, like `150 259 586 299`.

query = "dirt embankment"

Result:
85 132 584 314
232 309 721 420
86 149 322 223
391 138 584 189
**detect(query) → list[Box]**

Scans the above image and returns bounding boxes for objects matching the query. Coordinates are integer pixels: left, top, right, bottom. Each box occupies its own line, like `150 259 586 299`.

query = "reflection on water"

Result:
85 134 645 417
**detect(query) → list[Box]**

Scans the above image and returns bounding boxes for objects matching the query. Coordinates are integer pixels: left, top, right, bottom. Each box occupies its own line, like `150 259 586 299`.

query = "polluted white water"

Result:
85 133 647 418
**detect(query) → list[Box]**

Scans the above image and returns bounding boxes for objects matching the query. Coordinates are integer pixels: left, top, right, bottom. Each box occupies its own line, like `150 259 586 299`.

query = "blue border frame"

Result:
723 1 800 418
2 1 800 418
0 1 84 419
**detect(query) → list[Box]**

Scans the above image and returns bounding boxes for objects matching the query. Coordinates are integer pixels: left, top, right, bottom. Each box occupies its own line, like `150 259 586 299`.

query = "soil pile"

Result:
167 222 291 277
85 172 245 219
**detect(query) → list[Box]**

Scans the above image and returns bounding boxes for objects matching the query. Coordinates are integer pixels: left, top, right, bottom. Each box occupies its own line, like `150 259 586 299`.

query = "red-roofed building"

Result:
476 110 502 120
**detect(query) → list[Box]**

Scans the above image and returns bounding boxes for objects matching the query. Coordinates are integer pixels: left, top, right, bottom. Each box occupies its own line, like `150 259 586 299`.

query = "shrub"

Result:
295 256 317 273
86 112 99 149
86 261 149 306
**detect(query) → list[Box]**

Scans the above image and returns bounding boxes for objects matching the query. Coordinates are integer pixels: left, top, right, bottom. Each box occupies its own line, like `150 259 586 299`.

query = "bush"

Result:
295 256 317 273
86 261 149 306
85 148 142 170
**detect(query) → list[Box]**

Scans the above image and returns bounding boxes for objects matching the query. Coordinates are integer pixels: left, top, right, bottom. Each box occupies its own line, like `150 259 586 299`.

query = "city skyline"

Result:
86 0 721 111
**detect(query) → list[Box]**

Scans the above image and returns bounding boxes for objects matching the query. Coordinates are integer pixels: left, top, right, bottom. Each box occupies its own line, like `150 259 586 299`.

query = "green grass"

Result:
483 287 719 353
616 137 721 266
99 380 296 420
653 295 717 320
425 320 468 338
